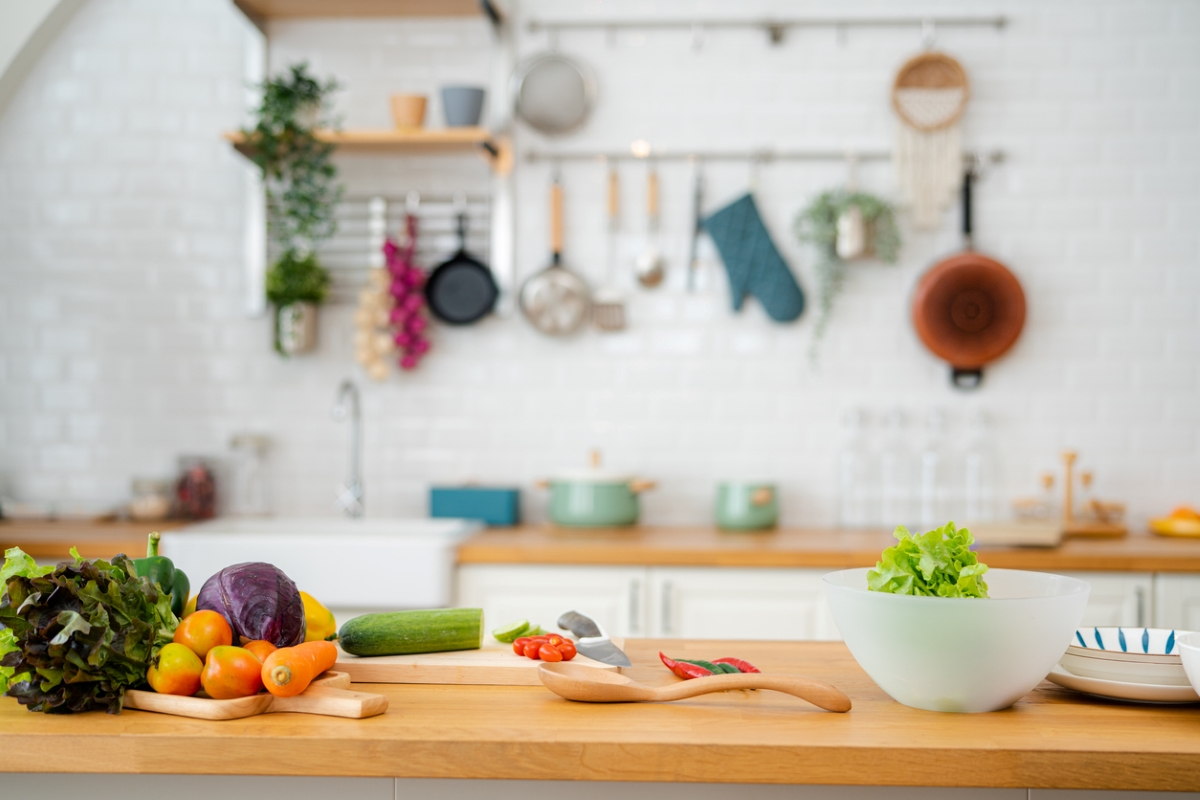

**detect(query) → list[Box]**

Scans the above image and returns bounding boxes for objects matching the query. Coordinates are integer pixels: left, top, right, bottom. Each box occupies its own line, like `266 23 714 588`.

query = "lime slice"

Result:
492 619 530 643
524 624 544 636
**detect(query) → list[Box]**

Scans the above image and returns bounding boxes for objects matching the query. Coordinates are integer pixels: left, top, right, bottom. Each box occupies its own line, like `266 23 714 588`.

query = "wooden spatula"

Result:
538 662 850 712
123 671 388 720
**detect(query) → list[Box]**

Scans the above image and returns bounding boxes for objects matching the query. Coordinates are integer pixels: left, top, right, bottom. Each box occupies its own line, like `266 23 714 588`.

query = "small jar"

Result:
129 478 172 521
176 457 217 519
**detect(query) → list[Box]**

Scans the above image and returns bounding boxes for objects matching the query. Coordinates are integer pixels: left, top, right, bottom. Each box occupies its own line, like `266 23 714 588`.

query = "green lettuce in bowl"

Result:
867 521 989 599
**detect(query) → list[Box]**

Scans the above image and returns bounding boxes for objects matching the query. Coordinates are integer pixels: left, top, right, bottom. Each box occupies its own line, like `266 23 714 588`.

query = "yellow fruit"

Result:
1170 506 1200 521
183 594 197 618
300 591 336 642
147 642 203 696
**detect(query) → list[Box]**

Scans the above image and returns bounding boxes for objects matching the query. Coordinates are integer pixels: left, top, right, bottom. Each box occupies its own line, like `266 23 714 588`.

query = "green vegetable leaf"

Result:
1 547 55 694
867 522 989 599
0 552 178 714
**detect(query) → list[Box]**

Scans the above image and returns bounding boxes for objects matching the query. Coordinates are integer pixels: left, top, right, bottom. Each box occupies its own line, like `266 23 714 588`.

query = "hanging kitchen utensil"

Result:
635 165 665 288
520 174 591 335
511 51 596 136
912 167 1025 389
593 164 626 331
687 160 704 292
424 197 499 325
892 41 969 229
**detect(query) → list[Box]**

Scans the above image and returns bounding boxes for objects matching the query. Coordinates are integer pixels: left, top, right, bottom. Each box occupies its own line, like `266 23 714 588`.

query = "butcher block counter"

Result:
1 639 1198 791
457 524 1200 572
6 520 1200 572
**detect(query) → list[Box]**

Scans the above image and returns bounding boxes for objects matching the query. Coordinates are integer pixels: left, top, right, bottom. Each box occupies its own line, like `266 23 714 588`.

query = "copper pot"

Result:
912 170 1025 389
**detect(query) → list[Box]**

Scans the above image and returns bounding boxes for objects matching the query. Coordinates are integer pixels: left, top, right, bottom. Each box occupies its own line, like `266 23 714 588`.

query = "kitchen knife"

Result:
557 611 632 667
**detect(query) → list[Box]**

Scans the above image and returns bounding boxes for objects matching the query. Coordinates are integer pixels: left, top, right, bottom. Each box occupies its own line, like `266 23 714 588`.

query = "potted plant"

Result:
242 63 341 355
793 190 900 360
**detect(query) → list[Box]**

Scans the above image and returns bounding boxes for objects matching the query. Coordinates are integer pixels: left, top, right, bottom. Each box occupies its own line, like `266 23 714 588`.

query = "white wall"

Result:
0 0 1196 527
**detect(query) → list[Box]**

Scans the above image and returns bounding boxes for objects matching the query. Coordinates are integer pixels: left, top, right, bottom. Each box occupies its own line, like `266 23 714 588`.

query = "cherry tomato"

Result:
512 641 526 655
514 637 532 647
523 641 542 659
539 643 563 662
546 635 564 646
529 636 549 645
557 641 577 661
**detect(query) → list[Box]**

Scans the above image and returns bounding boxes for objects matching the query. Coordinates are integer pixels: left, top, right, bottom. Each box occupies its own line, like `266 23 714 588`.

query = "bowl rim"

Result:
1067 626 1193 661
822 566 1090 602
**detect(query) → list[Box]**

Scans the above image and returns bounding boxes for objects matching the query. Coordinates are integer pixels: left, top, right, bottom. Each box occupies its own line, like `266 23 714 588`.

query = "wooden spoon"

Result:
538 662 851 712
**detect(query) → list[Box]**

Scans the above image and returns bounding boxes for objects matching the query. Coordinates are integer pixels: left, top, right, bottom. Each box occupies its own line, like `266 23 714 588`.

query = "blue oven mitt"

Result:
703 193 805 322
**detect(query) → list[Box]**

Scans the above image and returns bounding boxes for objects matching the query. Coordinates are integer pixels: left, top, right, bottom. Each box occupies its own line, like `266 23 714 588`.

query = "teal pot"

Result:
715 483 778 531
540 472 657 527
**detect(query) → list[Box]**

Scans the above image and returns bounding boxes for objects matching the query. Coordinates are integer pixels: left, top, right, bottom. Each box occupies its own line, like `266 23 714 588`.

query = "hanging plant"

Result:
793 190 901 360
241 63 342 355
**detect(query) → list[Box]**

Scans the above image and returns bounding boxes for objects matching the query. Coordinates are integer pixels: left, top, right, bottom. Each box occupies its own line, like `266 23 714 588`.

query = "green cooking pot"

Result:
715 482 778 531
539 471 657 527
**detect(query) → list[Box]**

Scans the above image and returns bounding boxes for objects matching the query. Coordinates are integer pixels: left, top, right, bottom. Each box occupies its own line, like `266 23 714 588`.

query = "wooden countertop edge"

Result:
3 739 1198 789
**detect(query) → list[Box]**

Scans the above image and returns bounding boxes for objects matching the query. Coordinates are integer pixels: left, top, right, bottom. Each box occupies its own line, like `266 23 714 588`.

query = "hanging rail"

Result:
527 15 1006 37
524 148 1005 165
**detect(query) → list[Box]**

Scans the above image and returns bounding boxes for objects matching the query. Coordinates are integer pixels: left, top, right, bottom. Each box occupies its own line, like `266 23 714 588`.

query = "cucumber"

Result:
339 608 484 657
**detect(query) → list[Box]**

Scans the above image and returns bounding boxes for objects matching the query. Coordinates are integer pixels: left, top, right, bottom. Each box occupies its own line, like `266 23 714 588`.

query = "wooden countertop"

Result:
1 639 1197 790
0 519 183 560
7 520 1200 573
458 525 1200 572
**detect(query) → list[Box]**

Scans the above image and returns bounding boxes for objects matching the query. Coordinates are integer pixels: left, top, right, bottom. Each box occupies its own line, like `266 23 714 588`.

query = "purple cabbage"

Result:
195 562 305 647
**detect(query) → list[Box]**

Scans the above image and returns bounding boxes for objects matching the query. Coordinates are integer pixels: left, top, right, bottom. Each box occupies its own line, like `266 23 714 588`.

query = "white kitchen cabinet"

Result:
1153 575 1200 631
1055 572 1153 627
456 564 648 638
647 567 842 641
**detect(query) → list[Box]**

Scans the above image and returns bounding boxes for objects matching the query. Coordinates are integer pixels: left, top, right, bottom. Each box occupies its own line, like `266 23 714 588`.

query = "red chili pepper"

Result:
659 652 713 680
712 657 761 674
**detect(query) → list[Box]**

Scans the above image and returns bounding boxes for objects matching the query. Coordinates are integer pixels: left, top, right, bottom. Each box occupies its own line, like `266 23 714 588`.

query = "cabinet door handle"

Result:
1135 585 1146 627
628 578 641 635
661 580 674 636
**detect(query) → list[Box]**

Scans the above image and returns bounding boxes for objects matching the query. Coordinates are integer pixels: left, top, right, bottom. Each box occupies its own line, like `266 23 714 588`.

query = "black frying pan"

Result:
424 213 498 325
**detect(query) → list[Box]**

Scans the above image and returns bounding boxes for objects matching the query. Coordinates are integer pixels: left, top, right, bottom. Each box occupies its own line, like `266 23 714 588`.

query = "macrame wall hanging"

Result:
891 48 970 229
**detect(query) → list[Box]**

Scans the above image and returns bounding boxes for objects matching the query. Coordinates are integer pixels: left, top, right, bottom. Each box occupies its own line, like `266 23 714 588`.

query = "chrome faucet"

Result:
332 379 363 518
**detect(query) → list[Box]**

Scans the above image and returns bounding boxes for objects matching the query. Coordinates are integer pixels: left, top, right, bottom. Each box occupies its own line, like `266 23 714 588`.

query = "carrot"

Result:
261 640 338 698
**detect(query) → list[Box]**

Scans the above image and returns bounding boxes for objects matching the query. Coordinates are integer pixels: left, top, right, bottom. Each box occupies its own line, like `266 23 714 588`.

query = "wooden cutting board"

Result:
123 671 388 720
335 640 625 686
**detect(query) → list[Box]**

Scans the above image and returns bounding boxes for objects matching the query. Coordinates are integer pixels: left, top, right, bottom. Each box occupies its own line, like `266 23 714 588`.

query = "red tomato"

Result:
539 643 563 662
512 641 526 655
557 641 577 661
514 637 531 647
546 635 564 646
523 641 542 659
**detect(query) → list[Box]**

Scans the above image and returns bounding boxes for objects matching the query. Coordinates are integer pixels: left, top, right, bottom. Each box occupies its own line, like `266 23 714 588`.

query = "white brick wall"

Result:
0 0 1197 527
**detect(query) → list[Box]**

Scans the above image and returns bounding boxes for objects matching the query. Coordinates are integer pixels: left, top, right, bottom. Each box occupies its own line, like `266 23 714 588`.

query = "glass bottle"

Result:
838 408 871 528
963 409 996 522
878 407 913 528
918 408 949 529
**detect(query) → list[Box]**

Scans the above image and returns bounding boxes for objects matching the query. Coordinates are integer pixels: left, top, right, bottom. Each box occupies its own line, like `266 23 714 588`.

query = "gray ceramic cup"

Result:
441 86 486 127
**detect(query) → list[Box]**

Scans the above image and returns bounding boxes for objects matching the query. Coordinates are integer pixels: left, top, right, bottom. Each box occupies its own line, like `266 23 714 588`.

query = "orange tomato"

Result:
1170 506 1200 521
146 643 203 696
201 646 265 699
174 609 233 661
243 639 277 663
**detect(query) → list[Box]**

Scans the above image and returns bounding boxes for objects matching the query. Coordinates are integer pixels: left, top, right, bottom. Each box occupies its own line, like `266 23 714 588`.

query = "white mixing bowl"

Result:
823 567 1090 713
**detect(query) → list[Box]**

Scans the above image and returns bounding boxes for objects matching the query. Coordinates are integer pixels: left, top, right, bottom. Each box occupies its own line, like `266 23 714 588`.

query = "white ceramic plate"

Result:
1046 665 1200 704
1058 651 1192 686
1069 626 1190 661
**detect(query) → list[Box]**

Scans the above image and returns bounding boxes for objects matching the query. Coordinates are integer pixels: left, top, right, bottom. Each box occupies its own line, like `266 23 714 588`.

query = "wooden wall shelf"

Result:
223 128 510 172
234 0 490 25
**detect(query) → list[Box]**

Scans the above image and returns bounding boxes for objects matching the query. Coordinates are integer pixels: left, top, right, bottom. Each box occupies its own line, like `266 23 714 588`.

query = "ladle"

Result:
538 661 851 712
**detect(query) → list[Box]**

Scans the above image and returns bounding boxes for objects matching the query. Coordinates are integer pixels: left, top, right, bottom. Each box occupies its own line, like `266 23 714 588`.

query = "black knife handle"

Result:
557 611 602 638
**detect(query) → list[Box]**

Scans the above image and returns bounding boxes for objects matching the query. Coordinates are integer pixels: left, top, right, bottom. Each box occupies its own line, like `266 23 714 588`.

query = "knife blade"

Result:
557 610 632 667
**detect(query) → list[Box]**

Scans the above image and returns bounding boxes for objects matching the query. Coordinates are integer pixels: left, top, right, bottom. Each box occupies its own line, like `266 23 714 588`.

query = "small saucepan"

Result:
715 482 779 531
537 452 656 527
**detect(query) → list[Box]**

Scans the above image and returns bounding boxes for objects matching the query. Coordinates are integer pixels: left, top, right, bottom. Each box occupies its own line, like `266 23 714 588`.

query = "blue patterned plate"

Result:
1067 627 1192 663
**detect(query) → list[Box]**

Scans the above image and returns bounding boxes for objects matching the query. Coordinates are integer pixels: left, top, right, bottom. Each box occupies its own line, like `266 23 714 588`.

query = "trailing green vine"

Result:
793 190 900 361
241 63 341 353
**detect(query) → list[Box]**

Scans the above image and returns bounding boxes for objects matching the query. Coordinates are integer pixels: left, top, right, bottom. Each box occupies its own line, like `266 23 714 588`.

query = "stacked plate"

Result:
1046 627 1200 704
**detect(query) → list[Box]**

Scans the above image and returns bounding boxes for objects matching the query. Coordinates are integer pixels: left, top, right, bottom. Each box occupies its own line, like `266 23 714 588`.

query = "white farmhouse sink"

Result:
160 518 480 613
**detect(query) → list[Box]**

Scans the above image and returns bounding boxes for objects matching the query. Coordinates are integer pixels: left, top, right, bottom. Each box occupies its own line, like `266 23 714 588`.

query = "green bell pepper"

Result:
132 532 189 618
